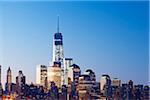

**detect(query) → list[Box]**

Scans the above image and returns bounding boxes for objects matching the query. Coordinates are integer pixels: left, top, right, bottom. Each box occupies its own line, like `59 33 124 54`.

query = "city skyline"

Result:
0 1 149 87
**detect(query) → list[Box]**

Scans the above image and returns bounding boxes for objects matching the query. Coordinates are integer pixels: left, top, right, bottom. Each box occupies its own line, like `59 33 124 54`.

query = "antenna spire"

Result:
57 15 59 33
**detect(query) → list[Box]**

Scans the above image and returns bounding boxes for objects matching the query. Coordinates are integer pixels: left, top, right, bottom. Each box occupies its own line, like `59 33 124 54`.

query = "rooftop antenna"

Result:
57 15 59 33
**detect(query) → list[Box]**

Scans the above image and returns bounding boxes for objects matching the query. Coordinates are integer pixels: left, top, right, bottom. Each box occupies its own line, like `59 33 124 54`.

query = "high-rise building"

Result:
7 67 12 84
5 67 12 93
51 16 65 86
111 78 121 99
64 58 73 86
100 74 112 99
111 78 121 87
16 70 26 96
77 71 94 100
77 74 100 99
36 65 47 87
68 64 81 85
16 70 26 86
52 16 64 65
85 69 96 82
100 74 111 91
143 85 149 99
47 62 61 88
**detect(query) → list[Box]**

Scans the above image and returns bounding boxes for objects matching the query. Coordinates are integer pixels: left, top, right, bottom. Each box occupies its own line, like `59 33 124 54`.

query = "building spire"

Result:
8 66 11 71
57 15 59 33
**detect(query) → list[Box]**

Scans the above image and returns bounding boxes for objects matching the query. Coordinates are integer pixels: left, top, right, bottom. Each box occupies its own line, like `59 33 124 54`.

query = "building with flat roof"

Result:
47 63 61 88
36 65 47 87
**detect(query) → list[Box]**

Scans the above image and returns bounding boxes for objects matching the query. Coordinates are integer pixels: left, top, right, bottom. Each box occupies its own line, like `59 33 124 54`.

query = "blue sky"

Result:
0 1 149 86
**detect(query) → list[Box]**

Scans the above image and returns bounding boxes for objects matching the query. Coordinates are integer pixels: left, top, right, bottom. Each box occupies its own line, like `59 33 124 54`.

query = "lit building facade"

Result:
111 78 121 87
64 58 73 86
77 69 98 99
36 65 47 87
100 74 111 91
47 62 61 88
111 78 121 99
51 16 65 86
77 74 93 100
100 74 112 99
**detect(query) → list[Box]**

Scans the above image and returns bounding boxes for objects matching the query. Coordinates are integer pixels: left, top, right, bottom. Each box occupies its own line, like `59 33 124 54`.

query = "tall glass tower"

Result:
52 16 65 85
52 16 64 66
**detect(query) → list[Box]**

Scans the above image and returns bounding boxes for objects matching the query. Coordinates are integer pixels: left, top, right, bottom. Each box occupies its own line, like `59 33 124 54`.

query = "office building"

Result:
64 58 73 86
143 85 149 99
47 62 61 88
51 16 65 86
5 67 12 93
36 65 47 87
111 78 121 87
100 74 112 99
52 16 64 65
100 74 111 91
68 64 81 86
111 78 121 99
85 69 96 82
77 72 94 100
15 70 26 97
16 70 26 86
7 67 12 84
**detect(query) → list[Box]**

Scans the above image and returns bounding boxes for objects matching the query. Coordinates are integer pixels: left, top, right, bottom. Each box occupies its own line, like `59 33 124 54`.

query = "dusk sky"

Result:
0 1 149 86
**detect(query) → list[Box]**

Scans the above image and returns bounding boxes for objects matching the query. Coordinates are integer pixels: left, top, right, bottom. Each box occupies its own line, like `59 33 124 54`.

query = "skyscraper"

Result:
5 67 12 93
100 74 111 98
77 70 94 100
85 69 96 82
100 74 111 91
16 70 26 96
6 67 12 85
47 62 61 88
51 16 65 85
52 16 64 65
111 78 121 87
36 65 47 87
16 70 26 87
69 64 81 85
64 58 73 86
